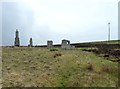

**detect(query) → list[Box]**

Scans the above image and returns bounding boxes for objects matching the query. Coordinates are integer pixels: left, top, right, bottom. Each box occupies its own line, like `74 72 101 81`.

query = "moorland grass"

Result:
2 47 118 87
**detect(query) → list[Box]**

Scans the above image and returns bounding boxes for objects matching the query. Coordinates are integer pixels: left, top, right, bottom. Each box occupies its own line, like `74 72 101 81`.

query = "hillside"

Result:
82 40 120 44
2 47 118 87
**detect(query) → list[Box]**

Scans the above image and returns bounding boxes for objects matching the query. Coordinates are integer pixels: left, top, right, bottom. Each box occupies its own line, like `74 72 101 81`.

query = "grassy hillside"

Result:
2 47 118 87
82 40 120 44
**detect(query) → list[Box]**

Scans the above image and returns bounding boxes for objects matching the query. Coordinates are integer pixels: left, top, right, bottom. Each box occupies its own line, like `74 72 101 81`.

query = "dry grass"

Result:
101 64 117 74
2 47 118 87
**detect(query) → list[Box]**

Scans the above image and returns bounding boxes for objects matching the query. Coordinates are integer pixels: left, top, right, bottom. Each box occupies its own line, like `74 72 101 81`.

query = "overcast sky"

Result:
1 0 119 46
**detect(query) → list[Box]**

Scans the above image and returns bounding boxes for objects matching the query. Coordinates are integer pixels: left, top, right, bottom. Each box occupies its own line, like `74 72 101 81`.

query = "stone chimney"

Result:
28 38 33 47
14 29 20 46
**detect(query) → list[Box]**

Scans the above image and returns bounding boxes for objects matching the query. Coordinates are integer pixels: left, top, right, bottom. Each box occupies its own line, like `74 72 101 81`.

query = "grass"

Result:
2 47 118 87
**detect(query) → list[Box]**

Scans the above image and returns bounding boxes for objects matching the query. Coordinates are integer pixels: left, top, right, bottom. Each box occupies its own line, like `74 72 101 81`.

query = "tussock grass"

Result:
53 53 62 58
86 63 94 71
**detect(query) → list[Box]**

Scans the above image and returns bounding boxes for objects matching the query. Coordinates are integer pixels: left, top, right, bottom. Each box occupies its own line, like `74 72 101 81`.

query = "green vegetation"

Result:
2 47 118 87
79 47 98 52
50 48 59 51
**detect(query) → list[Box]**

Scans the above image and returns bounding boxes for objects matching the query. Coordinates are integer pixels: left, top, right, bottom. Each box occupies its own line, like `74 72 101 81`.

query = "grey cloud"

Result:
2 1 118 46
2 2 35 46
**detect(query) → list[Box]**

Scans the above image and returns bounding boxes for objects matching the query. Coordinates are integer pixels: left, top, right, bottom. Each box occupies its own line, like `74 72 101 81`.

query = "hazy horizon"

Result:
1 0 119 46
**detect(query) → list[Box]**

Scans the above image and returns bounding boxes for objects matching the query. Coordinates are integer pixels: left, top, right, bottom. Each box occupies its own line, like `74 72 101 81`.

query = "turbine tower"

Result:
118 1 120 40
108 22 110 41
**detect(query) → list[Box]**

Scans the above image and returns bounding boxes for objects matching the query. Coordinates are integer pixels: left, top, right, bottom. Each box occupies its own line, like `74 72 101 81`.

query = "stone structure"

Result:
28 38 33 47
61 39 70 49
61 39 75 49
70 45 75 49
14 29 20 46
47 40 53 48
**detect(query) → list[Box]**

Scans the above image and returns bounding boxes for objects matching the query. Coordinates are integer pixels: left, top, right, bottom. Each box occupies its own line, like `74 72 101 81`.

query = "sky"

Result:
1 0 119 46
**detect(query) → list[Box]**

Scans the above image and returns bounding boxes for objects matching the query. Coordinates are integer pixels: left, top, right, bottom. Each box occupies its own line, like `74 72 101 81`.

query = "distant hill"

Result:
82 40 120 44
70 40 120 48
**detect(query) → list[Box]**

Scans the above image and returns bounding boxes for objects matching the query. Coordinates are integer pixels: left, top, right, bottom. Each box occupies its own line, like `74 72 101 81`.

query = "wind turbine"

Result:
108 22 110 41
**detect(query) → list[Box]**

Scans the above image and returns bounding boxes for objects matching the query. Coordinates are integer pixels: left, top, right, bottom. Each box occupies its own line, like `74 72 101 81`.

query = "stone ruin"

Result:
61 39 75 49
47 40 53 48
61 39 70 49
14 29 20 46
13 30 75 49
28 38 33 47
